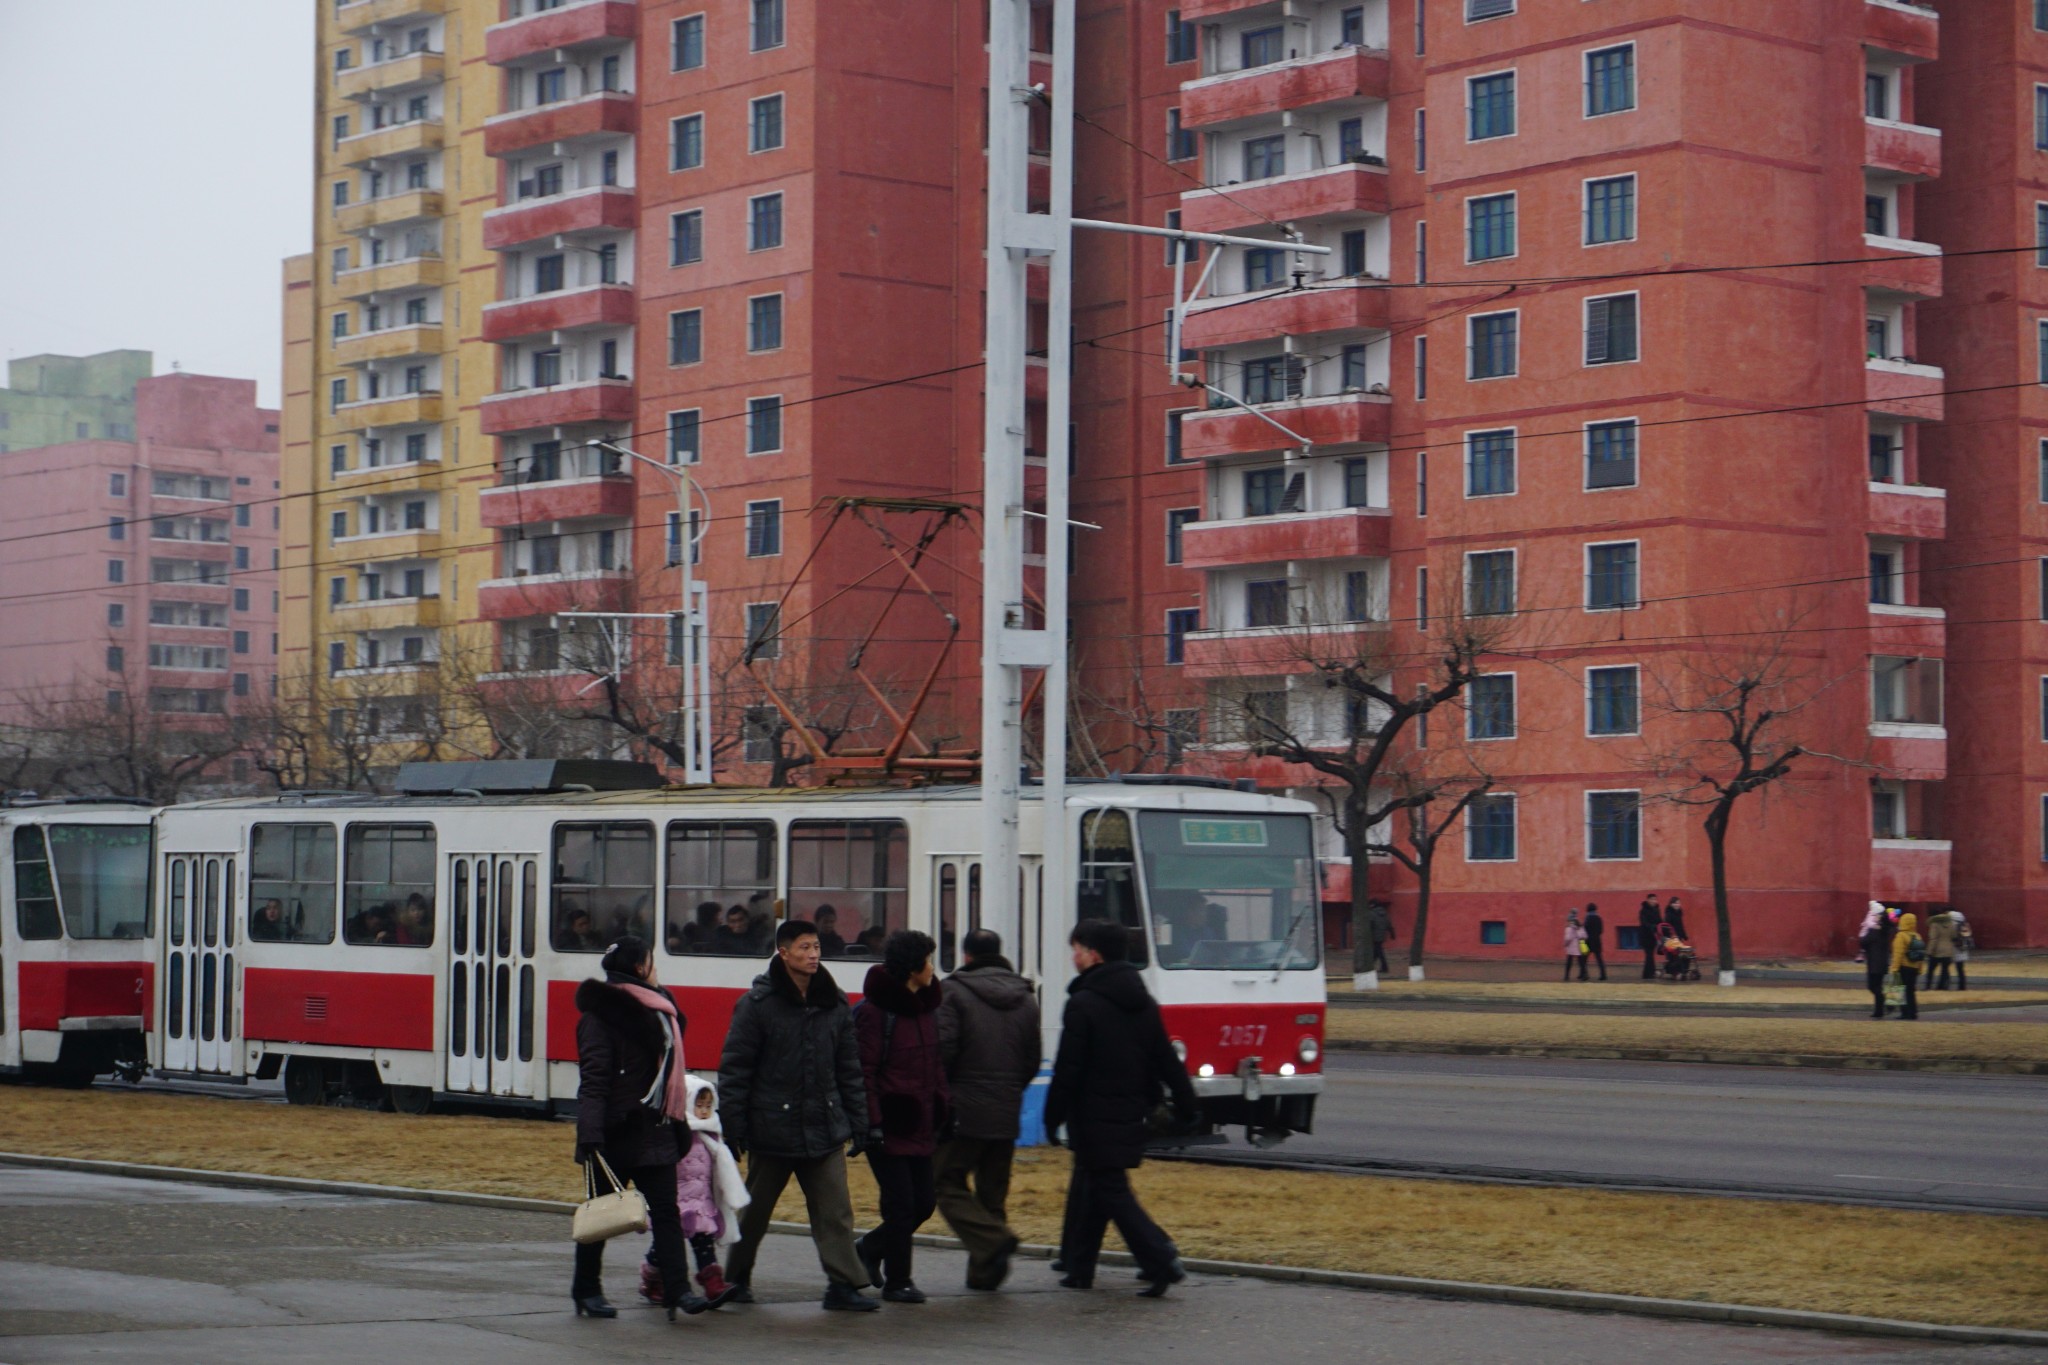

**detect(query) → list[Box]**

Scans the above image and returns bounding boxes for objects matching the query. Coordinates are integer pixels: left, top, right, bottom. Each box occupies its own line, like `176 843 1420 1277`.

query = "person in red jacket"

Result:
853 930 949 1303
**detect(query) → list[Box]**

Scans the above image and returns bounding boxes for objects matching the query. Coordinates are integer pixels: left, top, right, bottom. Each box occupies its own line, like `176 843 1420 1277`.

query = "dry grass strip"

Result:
1 1088 2044 1328
1338 981 2048 1009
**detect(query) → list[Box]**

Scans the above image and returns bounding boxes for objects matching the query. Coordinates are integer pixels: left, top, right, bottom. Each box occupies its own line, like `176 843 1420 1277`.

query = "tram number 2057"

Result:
1219 1024 1268 1048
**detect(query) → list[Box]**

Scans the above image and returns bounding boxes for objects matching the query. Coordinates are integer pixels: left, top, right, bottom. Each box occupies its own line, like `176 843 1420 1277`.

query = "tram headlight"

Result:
1171 1037 1187 1063
1197 1063 1215 1079
1297 1035 1320 1065
1278 1063 1296 1077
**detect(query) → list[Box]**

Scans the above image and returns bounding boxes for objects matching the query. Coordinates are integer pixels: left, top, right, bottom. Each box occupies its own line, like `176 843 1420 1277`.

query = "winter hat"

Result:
684 1073 723 1136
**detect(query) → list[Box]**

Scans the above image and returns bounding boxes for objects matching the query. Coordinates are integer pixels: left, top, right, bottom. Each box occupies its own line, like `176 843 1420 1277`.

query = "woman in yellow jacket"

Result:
1888 911 1925 1021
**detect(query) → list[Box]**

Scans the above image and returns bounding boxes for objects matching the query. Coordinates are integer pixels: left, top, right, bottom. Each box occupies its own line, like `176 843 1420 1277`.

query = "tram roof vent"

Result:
394 760 667 796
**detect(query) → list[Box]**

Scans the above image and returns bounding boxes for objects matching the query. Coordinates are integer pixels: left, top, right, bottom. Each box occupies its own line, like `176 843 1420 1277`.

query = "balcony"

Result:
1868 602 1945 655
332 324 443 367
334 662 437 681
336 189 443 234
477 570 632 621
1870 838 1950 902
1866 357 1944 422
1181 0 1281 18
1183 281 1390 350
486 0 636 64
336 51 444 101
478 474 635 528
1181 163 1389 236
1181 507 1390 570
480 284 635 343
484 90 635 158
336 118 442 166
1181 47 1390 130
482 185 635 251
147 668 230 692
1861 234 1941 299
1868 482 1946 540
337 0 446 34
334 392 443 430
1869 724 1946 781
1863 0 1939 64
1181 393 1392 460
1864 117 1941 181
333 529 441 561
331 596 443 631
334 458 440 490
1183 620 1387 678
478 377 635 434
336 255 444 299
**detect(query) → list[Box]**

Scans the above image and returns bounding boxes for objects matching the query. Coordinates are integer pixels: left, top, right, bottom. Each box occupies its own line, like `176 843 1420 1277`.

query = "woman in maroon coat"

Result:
853 929 949 1303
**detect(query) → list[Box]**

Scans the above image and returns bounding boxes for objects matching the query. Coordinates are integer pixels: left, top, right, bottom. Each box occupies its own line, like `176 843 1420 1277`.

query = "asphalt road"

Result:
3 1166 2042 1365
1204 1053 2048 1214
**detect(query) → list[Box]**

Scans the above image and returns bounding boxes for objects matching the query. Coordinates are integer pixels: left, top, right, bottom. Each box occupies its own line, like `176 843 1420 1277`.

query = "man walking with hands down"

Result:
1045 918 1198 1297
1638 895 1662 980
718 919 878 1311
935 928 1042 1291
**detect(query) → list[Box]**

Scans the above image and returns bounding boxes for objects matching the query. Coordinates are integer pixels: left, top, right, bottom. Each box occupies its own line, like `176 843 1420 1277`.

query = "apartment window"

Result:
672 14 705 70
1416 566 1430 631
333 114 351 146
1166 409 1190 464
1165 507 1199 565
1343 570 1376 622
404 295 429 324
331 510 348 541
1467 72 1515 141
598 530 618 569
1866 71 1890 120
106 646 124 673
1340 6 1365 45
2040 438 2048 502
669 309 703 366
1417 219 1427 282
749 193 784 250
108 516 126 541
1168 108 1196 162
1586 294 1639 365
1468 675 1516 740
1164 708 1200 766
529 349 560 388
234 588 250 611
2039 319 2048 384
2038 0 2048 31
404 365 426 393
671 114 704 170
1467 794 1516 861
750 95 785 152
1166 9 1196 62
2038 204 2048 266
1163 209 1199 265
669 409 702 463
330 378 347 412
1243 355 1290 405
1467 193 1516 261
1417 451 1428 515
1415 109 1426 171
233 631 251 655
1343 458 1372 508
670 209 704 266
1340 116 1365 161
332 181 349 208
1466 549 1515 616
1585 175 1636 244
1244 467 1294 516
1872 545 1904 605
108 472 124 496
1342 228 1367 277
2037 87 2048 150
1866 195 1891 237
747 396 783 453
1415 335 1427 400
1587 792 1642 860
107 560 124 584
406 159 429 190
746 500 783 557
1466 309 1515 374
1586 45 1635 116
533 253 565 293
1586 419 1638 489
534 67 567 105
750 0 784 50
1587 541 1640 610
1165 609 1200 664
1246 579 1291 628
330 577 346 606
1245 247 1286 290
1466 429 1515 496
749 294 784 351
404 432 428 463
1243 134 1286 181
745 603 782 658
1588 666 1640 736
2040 557 2048 619
1467 0 1514 20
402 500 427 531
329 642 346 676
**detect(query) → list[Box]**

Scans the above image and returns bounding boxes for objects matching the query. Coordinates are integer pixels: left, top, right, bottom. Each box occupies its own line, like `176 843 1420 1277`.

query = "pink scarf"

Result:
616 981 690 1124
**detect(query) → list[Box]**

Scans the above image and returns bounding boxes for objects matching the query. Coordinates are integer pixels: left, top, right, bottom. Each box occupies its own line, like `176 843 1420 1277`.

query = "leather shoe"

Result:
573 1294 617 1319
1058 1275 1093 1290
1137 1259 1187 1298
882 1283 927 1304
823 1282 881 1312
724 1283 756 1305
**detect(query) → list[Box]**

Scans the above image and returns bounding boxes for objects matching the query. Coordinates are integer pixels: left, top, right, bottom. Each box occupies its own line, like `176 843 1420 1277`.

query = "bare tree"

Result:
1366 747 1496 981
4 664 245 803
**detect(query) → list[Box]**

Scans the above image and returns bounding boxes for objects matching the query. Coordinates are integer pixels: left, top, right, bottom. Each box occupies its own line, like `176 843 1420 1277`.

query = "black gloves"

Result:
575 1142 599 1166
848 1127 884 1159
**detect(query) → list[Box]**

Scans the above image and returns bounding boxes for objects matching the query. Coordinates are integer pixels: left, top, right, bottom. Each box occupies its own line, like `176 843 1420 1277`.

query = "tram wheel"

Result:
384 1084 434 1116
283 1056 329 1107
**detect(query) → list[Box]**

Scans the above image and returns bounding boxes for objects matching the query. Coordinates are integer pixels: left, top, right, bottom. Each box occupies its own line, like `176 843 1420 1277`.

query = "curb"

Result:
4 1151 2046 1348
1323 1038 2048 1075
1326 992 2048 1016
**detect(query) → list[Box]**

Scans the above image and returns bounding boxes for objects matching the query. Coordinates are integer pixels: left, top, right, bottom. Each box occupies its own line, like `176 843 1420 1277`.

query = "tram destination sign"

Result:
1179 818 1268 848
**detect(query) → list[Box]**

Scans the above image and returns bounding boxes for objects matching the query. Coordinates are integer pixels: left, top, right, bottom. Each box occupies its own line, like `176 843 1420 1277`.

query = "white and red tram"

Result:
12 765 1325 1140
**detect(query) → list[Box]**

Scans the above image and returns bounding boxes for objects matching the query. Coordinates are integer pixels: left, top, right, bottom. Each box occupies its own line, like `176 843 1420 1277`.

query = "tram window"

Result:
787 820 908 955
522 862 538 958
665 820 776 955
248 823 338 943
43 825 152 939
1076 809 1148 967
452 861 469 949
552 822 655 951
343 824 436 947
1138 812 1319 971
169 859 187 945
938 863 958 971
12 826 62 940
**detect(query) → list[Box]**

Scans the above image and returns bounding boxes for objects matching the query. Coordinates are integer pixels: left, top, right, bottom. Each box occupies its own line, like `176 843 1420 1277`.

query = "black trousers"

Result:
861 1152 936 1289
1896 966 1920 1019
1930 958 1966 990
573 1158 689 1306
1641 942 1658 979
1370 941 1390 972
1866 965 1889 1017
1585 941 1606 979
1059 1156 1177 1284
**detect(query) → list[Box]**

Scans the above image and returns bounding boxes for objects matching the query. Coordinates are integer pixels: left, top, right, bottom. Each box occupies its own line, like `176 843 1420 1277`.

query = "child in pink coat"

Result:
640 1074 751 1308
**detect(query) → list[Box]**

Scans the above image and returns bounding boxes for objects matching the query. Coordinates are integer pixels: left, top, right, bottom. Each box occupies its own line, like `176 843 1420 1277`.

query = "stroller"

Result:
1657 922 1701 981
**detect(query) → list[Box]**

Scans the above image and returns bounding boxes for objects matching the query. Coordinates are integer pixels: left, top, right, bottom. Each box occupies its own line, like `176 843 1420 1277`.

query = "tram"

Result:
6 764 1325 1142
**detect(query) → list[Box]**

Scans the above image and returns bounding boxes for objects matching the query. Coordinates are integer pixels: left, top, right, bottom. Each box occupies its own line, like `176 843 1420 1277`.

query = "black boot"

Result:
1137 1259 1188 1298
573 1294 617 1319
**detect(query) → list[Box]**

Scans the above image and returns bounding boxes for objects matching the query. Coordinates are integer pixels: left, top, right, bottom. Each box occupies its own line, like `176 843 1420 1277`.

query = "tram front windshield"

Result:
48 824 153 940
1137 812 1318 971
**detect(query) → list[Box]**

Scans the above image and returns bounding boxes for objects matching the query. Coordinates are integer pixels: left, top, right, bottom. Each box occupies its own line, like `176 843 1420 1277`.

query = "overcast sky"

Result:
0 3 315 407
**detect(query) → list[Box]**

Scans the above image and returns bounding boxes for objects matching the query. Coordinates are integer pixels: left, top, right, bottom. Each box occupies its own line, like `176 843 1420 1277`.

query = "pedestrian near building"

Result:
718 919 878 1311
1949 909 1973 991
853 930 949 1304
1926 907 1965 991
571 937 709 1321
1638 895 1662 979
1582 903 1608 981
934 928 1041 1291
1045 918 1198 1297
1562 911 1588 982
1888 911 1926 1021
1663 896 1688 944
1858 902 1894 1019
1366 900 1395 974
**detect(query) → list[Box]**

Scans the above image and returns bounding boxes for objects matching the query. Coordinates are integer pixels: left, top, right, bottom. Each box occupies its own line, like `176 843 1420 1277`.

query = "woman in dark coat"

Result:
572 937 707 1321
1858 902 1895 1019
853 929 948 1303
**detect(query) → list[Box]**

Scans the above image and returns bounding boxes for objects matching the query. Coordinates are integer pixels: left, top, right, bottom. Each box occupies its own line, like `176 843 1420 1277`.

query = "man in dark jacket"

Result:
1366 901 1395 974
1582 903 1608 982
1044 918 1197 1297
934 928 1041 1291
718 919 877 1311
1638 895 1662 979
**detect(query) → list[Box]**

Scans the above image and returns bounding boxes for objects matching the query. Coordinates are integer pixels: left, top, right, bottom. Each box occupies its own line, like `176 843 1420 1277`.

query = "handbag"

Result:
1883 972 1905 1009
572 1151 651 1245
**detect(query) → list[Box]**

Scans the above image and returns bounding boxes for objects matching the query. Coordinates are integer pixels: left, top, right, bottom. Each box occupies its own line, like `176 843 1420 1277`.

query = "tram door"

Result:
445 854 540 1098
161 853 238 1074
931 857 979 973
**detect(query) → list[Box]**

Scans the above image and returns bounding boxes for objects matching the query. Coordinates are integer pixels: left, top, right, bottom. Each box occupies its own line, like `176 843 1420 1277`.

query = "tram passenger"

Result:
853 929 948 1303
854 926 886 958
714 906 757 954
814 905 847 958
558 909 605 952
250 899 288 942
395 894 430 946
